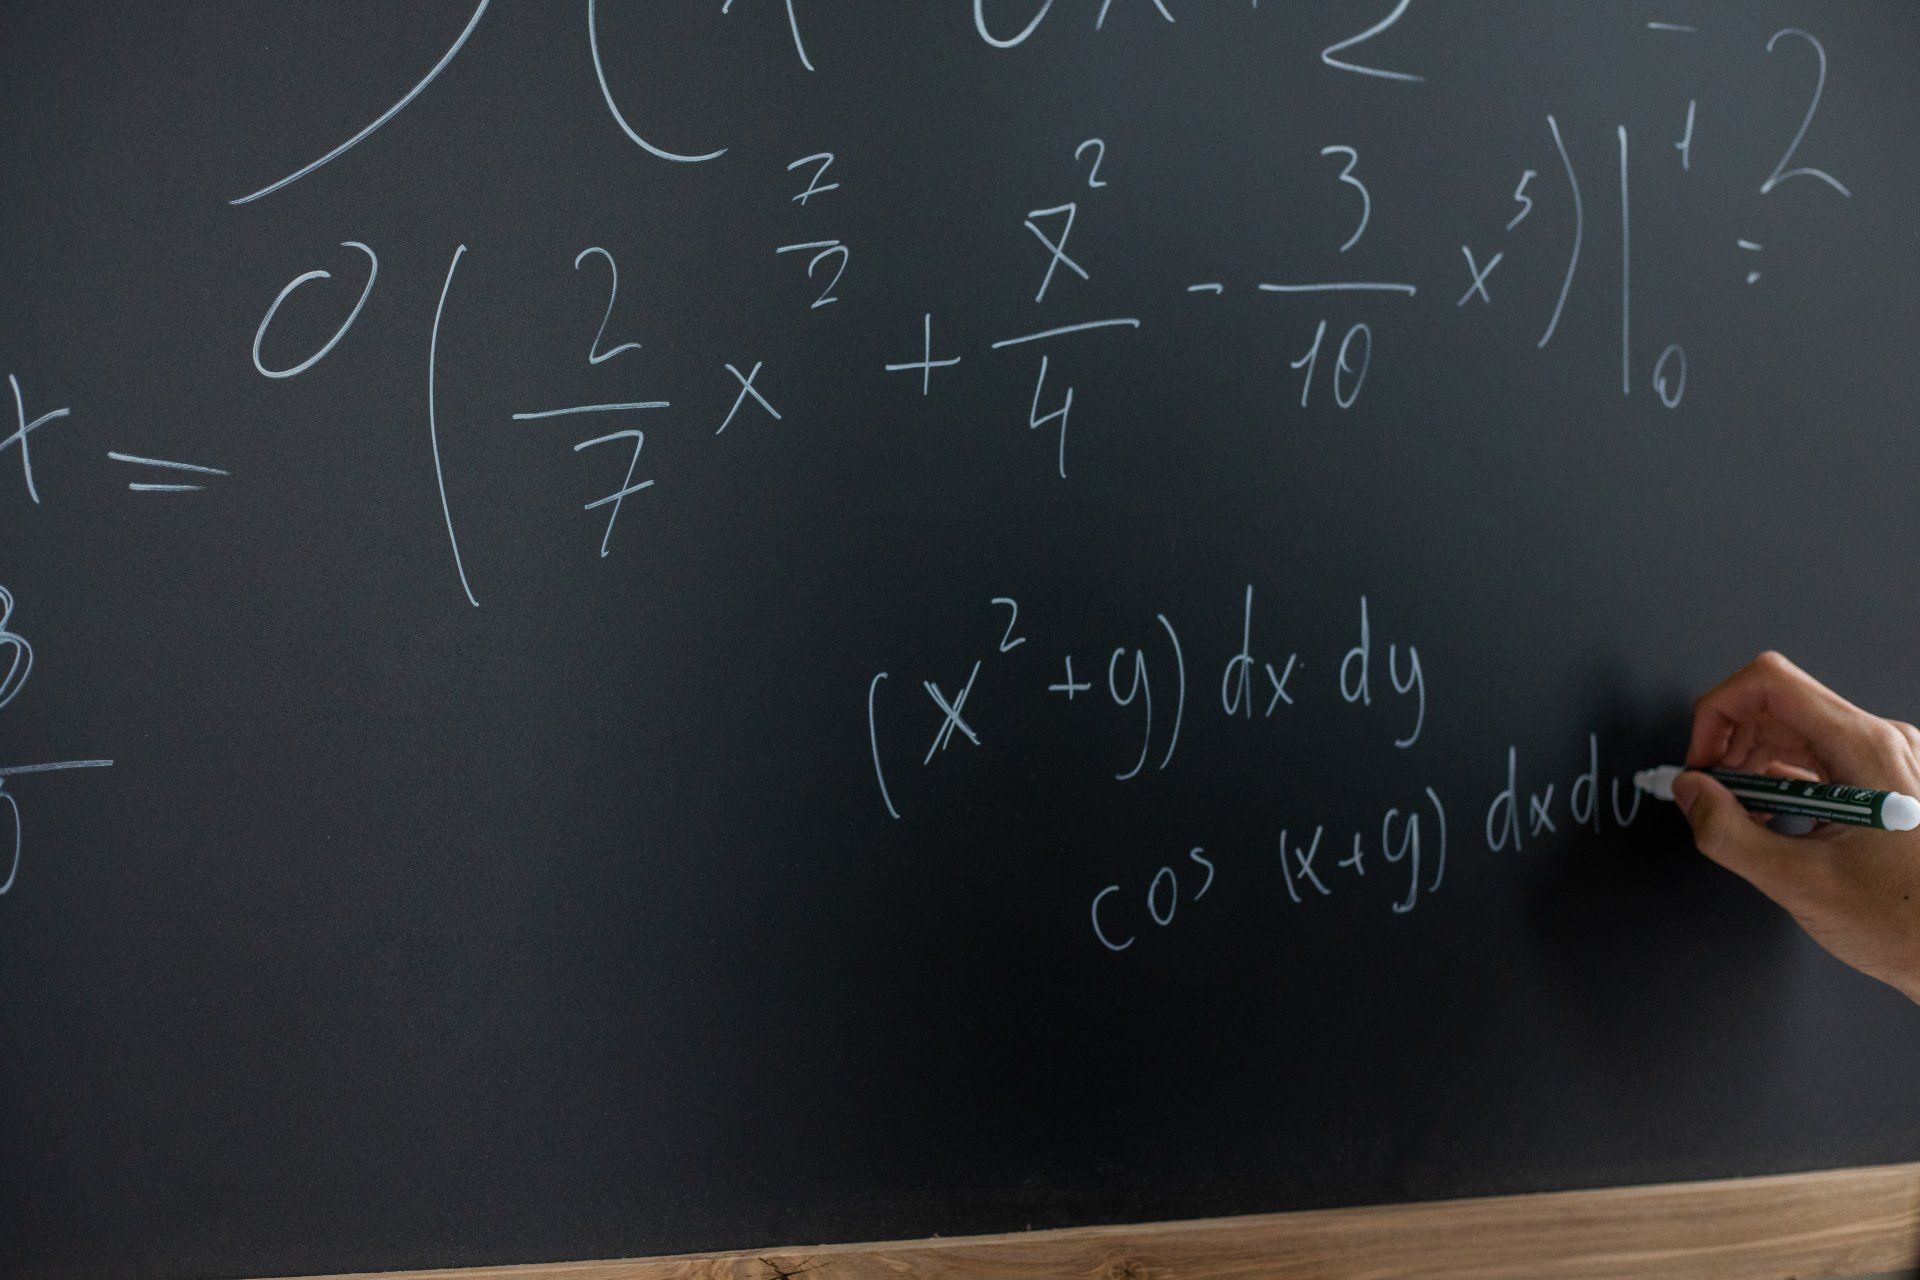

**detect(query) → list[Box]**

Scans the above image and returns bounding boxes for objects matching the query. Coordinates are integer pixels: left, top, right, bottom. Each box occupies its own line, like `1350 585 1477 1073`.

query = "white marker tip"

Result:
1634 765 1683 802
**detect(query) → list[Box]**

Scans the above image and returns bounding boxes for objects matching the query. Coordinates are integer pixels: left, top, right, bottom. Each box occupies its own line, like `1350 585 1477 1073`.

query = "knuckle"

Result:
1754 649 1792 674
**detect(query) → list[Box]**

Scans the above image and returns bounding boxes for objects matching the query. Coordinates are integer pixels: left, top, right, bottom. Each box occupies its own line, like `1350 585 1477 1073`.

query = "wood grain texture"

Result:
282 1162 1920 1280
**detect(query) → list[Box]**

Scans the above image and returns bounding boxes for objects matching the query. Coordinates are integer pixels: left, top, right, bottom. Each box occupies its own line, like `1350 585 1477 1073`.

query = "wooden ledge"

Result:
292 1162 1920 1280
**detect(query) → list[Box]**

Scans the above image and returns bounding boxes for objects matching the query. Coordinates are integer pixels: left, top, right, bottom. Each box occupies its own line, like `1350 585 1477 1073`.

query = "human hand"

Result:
1675 651 1920 1002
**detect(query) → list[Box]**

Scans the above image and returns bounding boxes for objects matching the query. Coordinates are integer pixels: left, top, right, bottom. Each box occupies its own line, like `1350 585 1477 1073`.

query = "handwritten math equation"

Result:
866 589 1643 948
0 4 1862 907
5 6 1851 573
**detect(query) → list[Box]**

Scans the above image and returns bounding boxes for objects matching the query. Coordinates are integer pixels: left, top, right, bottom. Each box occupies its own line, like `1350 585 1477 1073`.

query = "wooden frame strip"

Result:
291 1162 1920 1280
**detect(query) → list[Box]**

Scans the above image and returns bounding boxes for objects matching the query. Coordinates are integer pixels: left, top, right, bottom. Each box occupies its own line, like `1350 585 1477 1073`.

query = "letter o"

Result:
1147 865 1178 926
252 240 379 379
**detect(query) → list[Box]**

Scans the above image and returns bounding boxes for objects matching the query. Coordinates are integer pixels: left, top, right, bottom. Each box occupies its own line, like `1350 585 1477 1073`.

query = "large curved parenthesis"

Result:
251 242 379 379
1536 114 1581 350
589 0 725 162
229 0 492 205
785 0 814 72
974 0 1055 48
867 672 900 820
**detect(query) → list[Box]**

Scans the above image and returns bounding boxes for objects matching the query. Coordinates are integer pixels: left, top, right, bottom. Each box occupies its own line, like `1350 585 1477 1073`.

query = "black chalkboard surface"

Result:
5 3 1920 1277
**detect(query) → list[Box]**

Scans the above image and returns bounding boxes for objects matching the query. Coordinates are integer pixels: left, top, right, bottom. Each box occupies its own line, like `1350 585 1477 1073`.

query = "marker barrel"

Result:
1704 769 1908 830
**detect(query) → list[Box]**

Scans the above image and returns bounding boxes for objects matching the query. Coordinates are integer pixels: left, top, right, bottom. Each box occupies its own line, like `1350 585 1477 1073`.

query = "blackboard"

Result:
6 4 1920 1277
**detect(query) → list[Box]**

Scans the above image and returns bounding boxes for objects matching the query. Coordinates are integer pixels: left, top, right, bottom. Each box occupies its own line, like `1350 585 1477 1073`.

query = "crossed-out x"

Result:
1023 203 1087 303
922 661 982 764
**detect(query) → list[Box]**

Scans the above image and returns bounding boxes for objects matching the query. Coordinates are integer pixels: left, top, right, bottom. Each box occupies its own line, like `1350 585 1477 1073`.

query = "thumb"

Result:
1671 770 1806 900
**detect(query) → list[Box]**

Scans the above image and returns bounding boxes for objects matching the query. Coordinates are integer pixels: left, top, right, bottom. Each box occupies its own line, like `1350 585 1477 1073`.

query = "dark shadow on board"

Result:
1524 668 1800 1049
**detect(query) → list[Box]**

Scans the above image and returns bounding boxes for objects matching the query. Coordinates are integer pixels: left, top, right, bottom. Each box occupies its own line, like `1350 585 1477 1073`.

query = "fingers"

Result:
1686 652 1843 765
1755 760 1822 783
1671 770 1820 904
1687 651 1914 786
1711 713 1826 776
1743 721 1828 777
1724 717 1760 770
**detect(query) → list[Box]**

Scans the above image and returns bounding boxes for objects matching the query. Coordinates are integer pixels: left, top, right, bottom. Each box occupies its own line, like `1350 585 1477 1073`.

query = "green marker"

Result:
1635 766 1920 831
